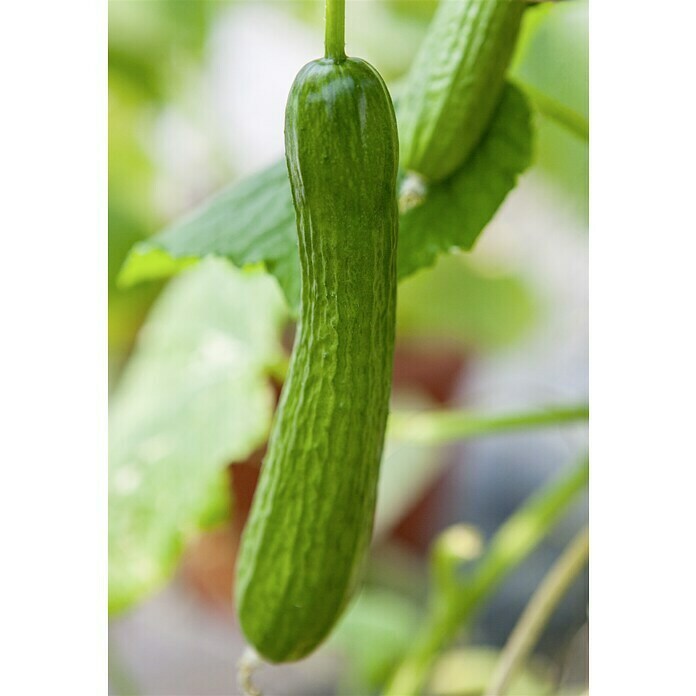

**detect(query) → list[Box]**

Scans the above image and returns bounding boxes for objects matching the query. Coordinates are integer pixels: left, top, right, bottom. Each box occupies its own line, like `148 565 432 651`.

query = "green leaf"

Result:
429 647 553 696
118 161 300 308
109 259 288 614
511 0 588 214
119 83 532 313
512 0 588 120
374 392 445 538
117 245 197 288
330 588 423 693
518 80 589 142
397 84 532 279
396 252 535 350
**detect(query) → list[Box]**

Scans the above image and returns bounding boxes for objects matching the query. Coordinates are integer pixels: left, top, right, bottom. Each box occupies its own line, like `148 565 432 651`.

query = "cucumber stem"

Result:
388 404 589 445
325 0 346 61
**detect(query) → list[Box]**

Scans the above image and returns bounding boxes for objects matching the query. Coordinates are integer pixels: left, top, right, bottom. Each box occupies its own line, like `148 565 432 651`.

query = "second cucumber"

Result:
398 0 526 183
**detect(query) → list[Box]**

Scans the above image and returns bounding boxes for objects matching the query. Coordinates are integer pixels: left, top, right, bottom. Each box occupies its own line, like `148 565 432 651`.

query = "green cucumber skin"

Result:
235 57 398 663
399 0 525 182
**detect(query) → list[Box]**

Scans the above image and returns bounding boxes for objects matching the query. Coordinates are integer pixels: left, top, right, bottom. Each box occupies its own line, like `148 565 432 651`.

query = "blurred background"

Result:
109 1 588 694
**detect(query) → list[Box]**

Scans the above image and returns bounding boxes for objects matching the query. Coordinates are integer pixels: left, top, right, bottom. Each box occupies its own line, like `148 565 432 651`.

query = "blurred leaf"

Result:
108 0 222 373
386 0 438 23
330 588 423 693
375 438 444 539
532 112 588 220
512 1 588 119
108 42 167 103
119 83 532 313
512 0 588 214
108 84 162 377
108 0 218 101
429 647 553 696
108 202 150 288
118 245 197 288
518 81 588 142
396 253 535 351
384 460 589 695
108 81 157 226
109 260 288 614
374 393 445 538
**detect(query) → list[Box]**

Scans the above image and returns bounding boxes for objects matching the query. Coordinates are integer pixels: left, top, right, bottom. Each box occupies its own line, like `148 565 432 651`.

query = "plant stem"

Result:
325 0 346 61
388 404 588 445
484 526 589 696
383 457 589 696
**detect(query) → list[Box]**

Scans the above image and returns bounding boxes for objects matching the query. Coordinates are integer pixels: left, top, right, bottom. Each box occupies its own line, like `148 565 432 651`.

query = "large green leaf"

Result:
396 252 536 350
429 647 553 696
119 83 532 312
329 588 423 694
109 260 288 614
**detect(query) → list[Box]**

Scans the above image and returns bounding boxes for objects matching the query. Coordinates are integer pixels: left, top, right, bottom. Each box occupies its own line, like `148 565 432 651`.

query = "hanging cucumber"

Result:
234 0 399 663
398 0 526 183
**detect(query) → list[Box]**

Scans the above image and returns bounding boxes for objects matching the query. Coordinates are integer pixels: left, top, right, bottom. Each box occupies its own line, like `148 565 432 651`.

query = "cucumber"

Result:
234 54 399 662
398 0 526 182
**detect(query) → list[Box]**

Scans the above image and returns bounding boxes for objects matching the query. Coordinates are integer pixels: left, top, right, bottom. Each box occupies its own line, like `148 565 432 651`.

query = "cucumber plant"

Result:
109 0 589 688
234 0 399 663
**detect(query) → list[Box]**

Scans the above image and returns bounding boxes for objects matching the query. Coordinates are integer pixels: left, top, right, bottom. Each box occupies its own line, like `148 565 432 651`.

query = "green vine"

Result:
383 457 589 696
389 404 588 445
485 526 589 695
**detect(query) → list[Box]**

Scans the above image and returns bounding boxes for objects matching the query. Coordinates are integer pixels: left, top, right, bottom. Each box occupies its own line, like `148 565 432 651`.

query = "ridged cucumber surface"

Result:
398 0 526 182
235 56 399 663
